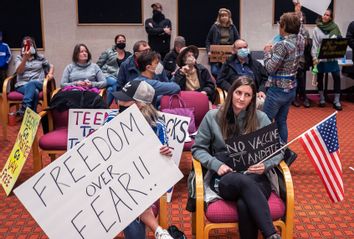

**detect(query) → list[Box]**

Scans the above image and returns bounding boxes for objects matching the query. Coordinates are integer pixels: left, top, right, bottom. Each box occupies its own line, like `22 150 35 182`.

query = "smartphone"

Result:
24 39 31 52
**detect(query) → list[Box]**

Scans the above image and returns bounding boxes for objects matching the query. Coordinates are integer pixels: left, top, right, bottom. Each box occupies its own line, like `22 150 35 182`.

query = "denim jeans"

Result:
123 219 146 239
263 87 296 142
210 63 221 78
106 76 117 106
16 80 43 111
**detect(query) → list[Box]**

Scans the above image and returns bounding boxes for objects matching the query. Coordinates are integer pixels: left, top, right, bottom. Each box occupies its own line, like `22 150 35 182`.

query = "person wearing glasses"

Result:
117 40 169 91
97 34 132 106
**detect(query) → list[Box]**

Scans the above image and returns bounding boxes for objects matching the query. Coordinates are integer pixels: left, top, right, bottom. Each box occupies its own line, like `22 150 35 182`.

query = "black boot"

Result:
284 148 297 167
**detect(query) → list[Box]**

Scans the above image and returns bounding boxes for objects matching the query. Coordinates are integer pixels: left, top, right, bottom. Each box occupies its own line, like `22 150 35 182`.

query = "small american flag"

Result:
299 113 344 203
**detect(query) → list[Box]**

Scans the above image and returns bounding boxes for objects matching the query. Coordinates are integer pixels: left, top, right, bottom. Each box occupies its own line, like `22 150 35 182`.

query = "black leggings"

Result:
317 71 341 93
218 172 276 239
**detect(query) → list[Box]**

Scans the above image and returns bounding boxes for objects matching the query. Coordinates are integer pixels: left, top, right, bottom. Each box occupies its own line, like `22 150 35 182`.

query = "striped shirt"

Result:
264 34 305 89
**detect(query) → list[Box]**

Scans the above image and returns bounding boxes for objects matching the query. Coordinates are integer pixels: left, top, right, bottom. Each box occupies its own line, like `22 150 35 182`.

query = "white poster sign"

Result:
67 109 114 150
300 0 331 16
159 112 190 202
14 104 183 239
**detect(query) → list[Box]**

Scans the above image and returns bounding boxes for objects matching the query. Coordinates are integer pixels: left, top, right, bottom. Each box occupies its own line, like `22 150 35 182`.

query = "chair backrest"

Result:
52 110 69 129
160 91 209 128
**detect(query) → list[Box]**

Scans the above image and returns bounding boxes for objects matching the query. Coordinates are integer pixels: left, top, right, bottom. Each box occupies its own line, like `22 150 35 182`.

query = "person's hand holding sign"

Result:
217 164 233 176
160 145 173 157
247 163 265 175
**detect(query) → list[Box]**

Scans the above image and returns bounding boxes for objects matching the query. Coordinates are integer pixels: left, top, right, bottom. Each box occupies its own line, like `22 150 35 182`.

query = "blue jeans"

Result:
123 219 146 239
210 63 221 78
106 76 118 106
263 87 296 142
16 80 43 112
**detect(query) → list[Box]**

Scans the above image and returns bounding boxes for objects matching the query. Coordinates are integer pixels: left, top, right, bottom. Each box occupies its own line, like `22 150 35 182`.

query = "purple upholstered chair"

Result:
192 159 294 239
2 74 56 125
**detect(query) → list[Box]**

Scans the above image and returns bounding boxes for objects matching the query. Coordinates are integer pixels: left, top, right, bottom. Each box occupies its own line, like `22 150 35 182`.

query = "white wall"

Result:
7 0 354 90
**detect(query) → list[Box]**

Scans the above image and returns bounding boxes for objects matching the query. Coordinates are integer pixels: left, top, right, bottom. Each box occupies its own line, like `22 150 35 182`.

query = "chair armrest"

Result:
278 161 294 238
192 157 205 237
2 74 16 96
42 75 57 109
159 193 168 229
215 87 227 105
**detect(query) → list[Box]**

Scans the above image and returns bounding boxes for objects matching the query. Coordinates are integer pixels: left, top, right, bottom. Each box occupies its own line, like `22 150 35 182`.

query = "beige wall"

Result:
8 0 354 90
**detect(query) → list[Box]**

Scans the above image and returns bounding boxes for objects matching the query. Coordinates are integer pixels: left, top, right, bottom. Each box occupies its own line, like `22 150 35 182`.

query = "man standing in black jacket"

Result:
217 39 268 99
145 3 172 59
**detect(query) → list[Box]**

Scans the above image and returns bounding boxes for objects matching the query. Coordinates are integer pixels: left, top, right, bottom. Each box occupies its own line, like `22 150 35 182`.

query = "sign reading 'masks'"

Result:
225 123 281 172
14 105 183 239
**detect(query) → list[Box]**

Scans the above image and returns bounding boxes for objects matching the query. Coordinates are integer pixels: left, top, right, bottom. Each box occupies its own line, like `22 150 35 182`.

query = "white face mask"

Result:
154 62 164 75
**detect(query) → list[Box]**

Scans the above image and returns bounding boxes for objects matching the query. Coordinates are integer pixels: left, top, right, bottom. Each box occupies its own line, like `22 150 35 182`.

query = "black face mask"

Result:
119 105 129 113
152 10 165 22
116 43 126 50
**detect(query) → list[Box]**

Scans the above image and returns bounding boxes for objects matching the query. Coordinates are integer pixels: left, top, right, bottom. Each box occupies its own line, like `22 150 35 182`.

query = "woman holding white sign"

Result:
191 76 283 239
109 80 174 239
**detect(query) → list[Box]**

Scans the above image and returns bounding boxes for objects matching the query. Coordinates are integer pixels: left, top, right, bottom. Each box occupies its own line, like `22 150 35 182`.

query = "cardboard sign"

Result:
67 109 114 150
318 38 348 59
209 45 233 63
0 108 41 195
224 123 281 172
159 112 190 202
14 104 183 239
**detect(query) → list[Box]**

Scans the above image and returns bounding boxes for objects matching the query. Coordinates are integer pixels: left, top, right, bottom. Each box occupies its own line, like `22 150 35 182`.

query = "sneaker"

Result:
267 233 281 239
292 100 301 107
318 101 326 107
303 98 311 108
155 227 173 239
333 102 343 111
15 107 26 118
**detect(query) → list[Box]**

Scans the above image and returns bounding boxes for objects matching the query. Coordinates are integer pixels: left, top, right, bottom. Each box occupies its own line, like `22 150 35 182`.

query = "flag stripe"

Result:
309 130 344 199
299 114 344 203
301 132 340 202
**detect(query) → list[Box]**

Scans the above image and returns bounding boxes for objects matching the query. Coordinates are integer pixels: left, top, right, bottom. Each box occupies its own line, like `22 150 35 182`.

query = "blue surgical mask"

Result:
237 48 250 58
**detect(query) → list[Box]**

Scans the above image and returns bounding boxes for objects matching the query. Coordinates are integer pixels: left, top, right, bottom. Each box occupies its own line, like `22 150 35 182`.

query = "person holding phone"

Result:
14 36 54 116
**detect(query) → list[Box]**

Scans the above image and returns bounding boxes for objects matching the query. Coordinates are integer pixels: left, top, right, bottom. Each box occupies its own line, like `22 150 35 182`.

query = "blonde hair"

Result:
215 8 233 27
137 102 159 126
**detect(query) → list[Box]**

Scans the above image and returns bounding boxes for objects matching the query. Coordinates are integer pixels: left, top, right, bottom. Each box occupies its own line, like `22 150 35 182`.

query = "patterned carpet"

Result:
0 98 354 239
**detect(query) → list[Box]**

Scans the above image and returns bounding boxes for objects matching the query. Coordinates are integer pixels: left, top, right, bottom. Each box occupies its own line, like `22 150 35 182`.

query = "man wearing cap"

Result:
117 40 169 91
145 2 172 59
217 39 268 99
0 31 12 90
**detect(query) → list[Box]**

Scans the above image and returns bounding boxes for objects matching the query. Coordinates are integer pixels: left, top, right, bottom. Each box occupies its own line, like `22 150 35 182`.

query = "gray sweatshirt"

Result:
15 54 50 88
61 61 106 88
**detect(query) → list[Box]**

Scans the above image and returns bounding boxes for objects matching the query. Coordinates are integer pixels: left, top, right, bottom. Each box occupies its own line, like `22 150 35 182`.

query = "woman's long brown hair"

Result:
217 76 258 139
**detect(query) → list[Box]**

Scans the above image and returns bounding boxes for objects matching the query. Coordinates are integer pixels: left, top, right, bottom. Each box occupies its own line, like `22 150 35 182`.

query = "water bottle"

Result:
342 54 346 64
